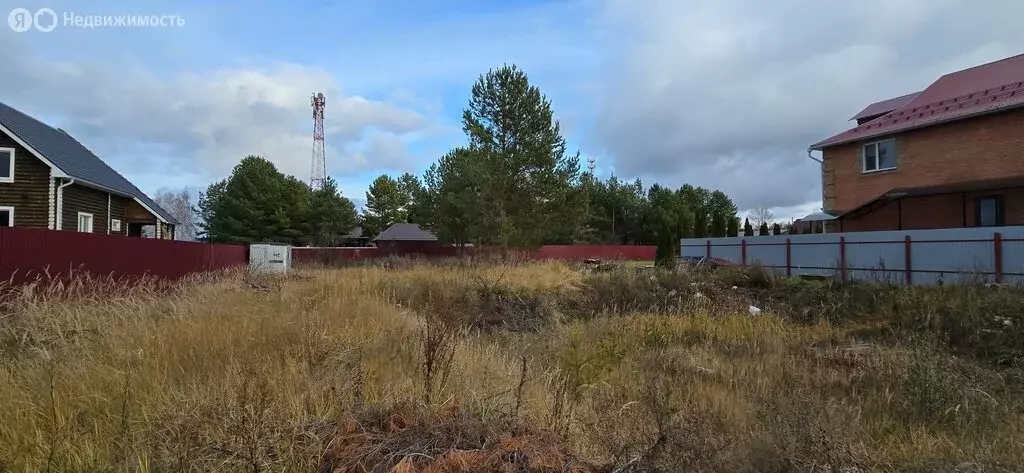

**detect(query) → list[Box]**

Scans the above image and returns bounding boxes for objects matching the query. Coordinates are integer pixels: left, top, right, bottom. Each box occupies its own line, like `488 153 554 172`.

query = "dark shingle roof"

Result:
372 223 437 242
0 101 178 224
813 53 1024 150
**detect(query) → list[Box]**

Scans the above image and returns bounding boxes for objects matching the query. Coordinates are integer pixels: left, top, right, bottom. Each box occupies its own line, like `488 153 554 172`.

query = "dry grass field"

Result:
1 261 1022 472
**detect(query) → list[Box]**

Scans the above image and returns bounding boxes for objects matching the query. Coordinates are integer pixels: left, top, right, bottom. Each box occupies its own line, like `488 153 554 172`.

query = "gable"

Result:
0 101 178 224
813 53 1024 150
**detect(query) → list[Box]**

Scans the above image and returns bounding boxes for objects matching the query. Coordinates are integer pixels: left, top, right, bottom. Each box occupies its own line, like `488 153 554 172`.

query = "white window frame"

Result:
0 206 13 226
862 139 897 173
110 218 121 232
0 147 15 183
77 212 94 233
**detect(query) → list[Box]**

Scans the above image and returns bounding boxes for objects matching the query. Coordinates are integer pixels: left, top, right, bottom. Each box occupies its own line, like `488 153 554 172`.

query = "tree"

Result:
154 188 196 241
398 172 429 224
758 222 770 236
743 218 754 237
421 147 487 250
727 217 740 238
749 206 774 229
772 222 782 236
461 64 582 248
362 174 409 238
709 210 728 238
306 177 358 246
195 155 310 245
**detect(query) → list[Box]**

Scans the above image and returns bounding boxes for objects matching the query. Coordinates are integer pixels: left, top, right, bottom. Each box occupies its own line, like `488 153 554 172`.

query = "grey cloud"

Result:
591 0 1024 211
0 33 432 184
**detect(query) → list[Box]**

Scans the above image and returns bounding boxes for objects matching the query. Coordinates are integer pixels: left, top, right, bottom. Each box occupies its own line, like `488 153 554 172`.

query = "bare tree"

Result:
748 207 774 229
154 188 197 241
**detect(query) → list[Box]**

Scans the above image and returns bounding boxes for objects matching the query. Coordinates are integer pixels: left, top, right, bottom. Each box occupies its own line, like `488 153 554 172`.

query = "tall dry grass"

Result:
0 261 1021 472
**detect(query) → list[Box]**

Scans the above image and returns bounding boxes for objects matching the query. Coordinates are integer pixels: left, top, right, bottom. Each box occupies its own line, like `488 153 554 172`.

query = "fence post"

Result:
705 239 711 258
994 232 1003 283
904 235 912 285
839 236 847 282
785 238 792 277
741 239 747 266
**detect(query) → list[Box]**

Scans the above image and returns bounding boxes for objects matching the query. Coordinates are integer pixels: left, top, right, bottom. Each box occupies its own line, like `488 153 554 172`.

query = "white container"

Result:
249 243 291 274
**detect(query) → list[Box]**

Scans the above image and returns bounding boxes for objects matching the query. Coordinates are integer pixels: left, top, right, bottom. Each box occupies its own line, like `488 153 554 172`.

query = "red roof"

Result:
850 91 920 121
812 53 1024 149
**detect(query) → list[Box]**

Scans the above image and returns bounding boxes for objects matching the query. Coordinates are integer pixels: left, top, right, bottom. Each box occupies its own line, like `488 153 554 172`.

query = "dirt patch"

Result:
319 405 601 473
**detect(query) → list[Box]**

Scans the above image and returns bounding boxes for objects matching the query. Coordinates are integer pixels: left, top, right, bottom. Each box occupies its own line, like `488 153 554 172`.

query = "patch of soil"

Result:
319 405 602 473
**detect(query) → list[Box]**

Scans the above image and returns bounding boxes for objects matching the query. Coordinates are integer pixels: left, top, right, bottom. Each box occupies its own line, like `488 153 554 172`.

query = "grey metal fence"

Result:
681 226 1024 284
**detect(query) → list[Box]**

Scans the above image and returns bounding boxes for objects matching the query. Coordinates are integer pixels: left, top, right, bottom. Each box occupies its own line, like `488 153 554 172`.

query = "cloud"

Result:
590 0 1024 211
0 32 435 185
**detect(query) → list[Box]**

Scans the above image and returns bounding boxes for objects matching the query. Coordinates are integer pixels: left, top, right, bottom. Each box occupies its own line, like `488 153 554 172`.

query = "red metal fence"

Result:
0 227 248 284
293 245 656 266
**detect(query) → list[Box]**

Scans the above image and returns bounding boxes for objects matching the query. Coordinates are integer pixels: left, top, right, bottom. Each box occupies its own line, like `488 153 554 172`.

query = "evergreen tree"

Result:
461 64 582 248
727 217 740 237
306 177 358 246
362 174 409 238
772 222 782 236
759 222 770 236
743 218 754 237
195 155 310 245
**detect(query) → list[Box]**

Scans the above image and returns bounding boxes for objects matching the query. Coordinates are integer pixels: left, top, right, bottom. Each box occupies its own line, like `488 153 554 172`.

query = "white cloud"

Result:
0 33 434 184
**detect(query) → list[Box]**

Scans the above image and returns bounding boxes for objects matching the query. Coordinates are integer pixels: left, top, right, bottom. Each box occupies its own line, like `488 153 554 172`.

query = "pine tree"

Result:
743 218 754 237
462 64 582 248
727 217 740 237
362 174 409 238
758 222 770 236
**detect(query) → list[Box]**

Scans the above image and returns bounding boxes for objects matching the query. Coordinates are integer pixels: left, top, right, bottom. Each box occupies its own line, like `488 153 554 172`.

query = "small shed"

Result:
372 223 439 254
793 211 837 234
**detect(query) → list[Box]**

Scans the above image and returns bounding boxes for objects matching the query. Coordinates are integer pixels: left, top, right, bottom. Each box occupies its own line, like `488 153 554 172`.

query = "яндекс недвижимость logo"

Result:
8 7 184 32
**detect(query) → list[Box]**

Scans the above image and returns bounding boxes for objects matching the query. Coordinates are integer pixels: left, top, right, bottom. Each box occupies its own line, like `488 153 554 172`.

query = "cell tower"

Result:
310 92 327 190
587 157 596 174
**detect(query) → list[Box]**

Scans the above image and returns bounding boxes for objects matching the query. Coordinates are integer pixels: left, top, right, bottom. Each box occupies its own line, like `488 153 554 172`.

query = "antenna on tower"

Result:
587 157 596 175
310 92 327 190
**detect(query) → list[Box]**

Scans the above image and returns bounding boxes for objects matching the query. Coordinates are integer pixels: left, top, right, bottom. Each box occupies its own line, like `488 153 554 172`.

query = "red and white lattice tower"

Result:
310 92 327 190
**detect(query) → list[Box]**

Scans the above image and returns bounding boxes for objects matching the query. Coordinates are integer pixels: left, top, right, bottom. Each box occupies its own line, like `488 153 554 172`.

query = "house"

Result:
810 53 1024 232
339 226 371 247
0 101 177 237
372 223 439 253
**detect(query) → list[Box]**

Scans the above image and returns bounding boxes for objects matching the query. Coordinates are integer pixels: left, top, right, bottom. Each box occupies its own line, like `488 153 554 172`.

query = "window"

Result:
0 147 14 183
977 195 1005 227
0 206 12 227
862 139 897 172
77 212 93 233
110 218 121 232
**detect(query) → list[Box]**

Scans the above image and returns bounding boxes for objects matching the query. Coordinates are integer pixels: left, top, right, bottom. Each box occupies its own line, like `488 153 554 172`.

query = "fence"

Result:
681 226 1024 285
292 245 656 266
0 226 248 284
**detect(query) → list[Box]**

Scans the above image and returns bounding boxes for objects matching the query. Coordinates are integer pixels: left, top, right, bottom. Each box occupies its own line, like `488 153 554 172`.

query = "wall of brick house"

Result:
837 187 1024 232
822 107 1024 213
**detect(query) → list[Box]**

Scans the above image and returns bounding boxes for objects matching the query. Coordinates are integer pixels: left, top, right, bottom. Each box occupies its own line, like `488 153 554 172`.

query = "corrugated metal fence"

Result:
681 226 1024 284
0 227 248 284
293 245 656 266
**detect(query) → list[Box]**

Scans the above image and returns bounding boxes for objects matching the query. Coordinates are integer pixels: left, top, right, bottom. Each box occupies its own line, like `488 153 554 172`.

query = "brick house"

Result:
0 101 177 237
809 53 1024 232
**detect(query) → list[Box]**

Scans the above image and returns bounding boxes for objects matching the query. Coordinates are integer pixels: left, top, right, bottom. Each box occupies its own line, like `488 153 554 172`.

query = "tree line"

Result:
194 64 744 258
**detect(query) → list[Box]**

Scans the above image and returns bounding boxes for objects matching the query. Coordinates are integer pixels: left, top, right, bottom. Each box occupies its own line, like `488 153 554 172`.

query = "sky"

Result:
1 0 1022 220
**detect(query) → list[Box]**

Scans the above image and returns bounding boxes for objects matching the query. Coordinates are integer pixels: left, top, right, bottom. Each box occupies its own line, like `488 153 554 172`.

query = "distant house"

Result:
372 223 439 253
0 101 177 237
810 53 1024 232
339 226 371 247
